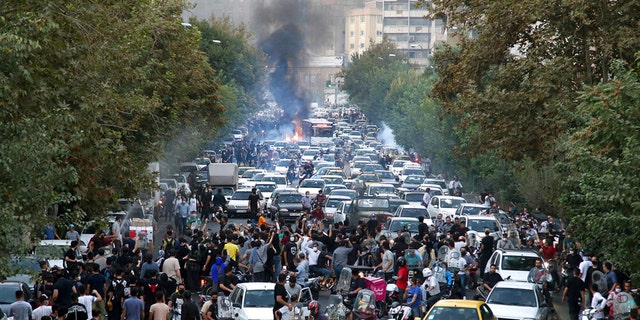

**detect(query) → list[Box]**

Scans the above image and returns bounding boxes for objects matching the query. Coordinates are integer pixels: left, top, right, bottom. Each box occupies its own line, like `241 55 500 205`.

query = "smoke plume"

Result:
253 0 326 125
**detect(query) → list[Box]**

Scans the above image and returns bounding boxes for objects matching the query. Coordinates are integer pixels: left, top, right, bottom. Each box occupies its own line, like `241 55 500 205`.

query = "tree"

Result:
421 0 640 163
0 0 225 272
558 58 640 278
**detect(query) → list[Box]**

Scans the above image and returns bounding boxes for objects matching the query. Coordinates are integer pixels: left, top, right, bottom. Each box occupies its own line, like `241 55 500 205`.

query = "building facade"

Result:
344 1 383 62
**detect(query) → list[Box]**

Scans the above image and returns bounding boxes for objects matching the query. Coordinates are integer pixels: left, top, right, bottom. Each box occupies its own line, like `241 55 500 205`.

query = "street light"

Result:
211 39 222 44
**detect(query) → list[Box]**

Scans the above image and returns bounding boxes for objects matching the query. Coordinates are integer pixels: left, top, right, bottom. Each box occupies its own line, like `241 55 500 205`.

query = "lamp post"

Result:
211 39 222 44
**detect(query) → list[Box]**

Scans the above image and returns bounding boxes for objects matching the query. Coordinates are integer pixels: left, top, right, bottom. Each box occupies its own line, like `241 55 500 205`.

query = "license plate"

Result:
289 212 301 217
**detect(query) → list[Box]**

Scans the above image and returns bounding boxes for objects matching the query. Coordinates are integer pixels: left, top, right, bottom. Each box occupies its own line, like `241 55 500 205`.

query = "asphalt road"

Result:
153 214 569 319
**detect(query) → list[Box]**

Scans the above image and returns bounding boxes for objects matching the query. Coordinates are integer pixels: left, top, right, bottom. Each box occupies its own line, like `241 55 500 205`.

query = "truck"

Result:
208 163 239 201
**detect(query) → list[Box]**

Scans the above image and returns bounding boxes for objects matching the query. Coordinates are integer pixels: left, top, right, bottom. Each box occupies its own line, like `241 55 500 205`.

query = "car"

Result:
240 172 266 188
350 161 370 177
193 157 211 170
318 175 344 185
227 189 263 217
322 184 347 195
390 160 409 176
231 129 244 141
485 249 548 282
237 166 255 177
35 239 81 269
323 195 352 222
485 281 551 320
333 200 351 224
362 163 385 174
328 189 357 200
423 178 449 195
400 175 426 190
274 159 295 175
5 255 40 292
300 149 319 162
374 170 397 185
398 167 425 183
297 179 325 196
461 215 504 240
424 299 497 320
254 182 277 200
456 203 491 216
393 204 432 220
314 166 342 176
219 282 275 320
346 196 391 226
426 196 467 218
401 191 427 206
238 169 266 187
387 198 409 214
269 192 305 223
377 217 420 241
159 178 178 190
353 173 381 194
260 174 287 189
417 183 444 196
0 281 33 315
364 183 396 197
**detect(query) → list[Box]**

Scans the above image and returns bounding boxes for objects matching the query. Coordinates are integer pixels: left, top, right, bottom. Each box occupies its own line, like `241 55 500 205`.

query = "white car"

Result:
461 215 504 242
485 249 549 283
219 282 275 320
423 178 448 195
486 281 551 320
426 195 467 218
231 129 245 141
393 204 431 221
390 160 409 176
297 179 325 196
261 174 287 189
254 182 277 200
238 170 266 188
227 189 263 217
323 195 352 222
274 159 295 175
300 149 320 162
401 191 427 206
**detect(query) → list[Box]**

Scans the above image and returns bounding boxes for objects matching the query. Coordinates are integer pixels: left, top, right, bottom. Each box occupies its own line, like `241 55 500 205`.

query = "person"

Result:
148 291 170 320
404 277 422 319
212 188 227 212
377 241 395 280
310 204 325 221
43 222 60 240
180 291 199 320
200 185 213 221
332 239 353 276
308 301 328 320
314 189 326 206
66 292 89 320
175 196 190 236
65 224 80 241
562 268 586 320
422 268 441 310
395 257 409 300
217 265 235 296
603 261 619 293
162 187 177 221
77 285 101 319
590 284 607 320
301 191 312 213
285 276 302 302
52 268 76 308
9 290 32 320
275 295 295 320
121 287 144 320
347 268 367 304
185 210 203 232
307 242 331 278
478 229 494 277
422 188 431 207
273 274 291 319
248 188 261 219
528 259 552 309
161 249 182 287
292 254 309 287
202 291 218 320
64 240 80 276
496 233 515 250
481 264 503 296
32 295 52 320
448 176 462 196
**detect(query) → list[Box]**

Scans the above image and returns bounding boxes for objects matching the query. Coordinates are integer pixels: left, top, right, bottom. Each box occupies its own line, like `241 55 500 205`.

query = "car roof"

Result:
432 299 485 308
434 195 466 200
389 217 419 222
498 249 542 257
464 215 499 221
461 203 490 208
255 181 277 185
327 195 351 200
398 204 427 209
238 282 276 290
492 281 538 290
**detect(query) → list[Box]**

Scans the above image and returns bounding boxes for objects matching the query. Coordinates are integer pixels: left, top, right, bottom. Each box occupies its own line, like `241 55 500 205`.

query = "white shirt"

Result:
78 295 96 318
591 291 607 319
277 305 292 320
425 276 440 296
422 192 431 205
306 247 321 266
579 260 593 282
32 305 52 320
188 197 198 213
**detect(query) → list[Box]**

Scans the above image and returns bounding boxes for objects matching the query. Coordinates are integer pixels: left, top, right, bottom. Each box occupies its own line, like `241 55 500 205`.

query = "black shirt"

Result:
85 273 107 297
482 272 503 289
366 219 378 237
349 277 367 298
181 301 200 320
248 194 261 211
284 242 298 270
273 283 288 312
480 236 494 253
564 275 586 303
218 273 234 296
54 277 75 307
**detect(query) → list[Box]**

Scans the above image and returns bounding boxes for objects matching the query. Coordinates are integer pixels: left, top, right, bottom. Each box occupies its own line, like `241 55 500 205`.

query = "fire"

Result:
285 134 291 142
293 132 299 142
292 118 303 137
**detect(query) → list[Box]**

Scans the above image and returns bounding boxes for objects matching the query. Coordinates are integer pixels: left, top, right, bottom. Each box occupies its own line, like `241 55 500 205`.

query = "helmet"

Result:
422 268 432 278
397 257 407 267
308 301 319 314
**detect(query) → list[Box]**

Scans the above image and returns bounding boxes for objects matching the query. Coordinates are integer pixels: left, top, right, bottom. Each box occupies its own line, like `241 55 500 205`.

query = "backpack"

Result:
162 238 175 252
65 303 88 320
111 278 130 302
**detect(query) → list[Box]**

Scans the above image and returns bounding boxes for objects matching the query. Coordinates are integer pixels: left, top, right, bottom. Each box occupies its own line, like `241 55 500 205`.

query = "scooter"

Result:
350 289 377 320
387 301 412 320
327 267 352 320
579 307 597 320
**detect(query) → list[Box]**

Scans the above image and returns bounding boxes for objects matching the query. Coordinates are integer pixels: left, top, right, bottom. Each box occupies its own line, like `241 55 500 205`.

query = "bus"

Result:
302 118 334 145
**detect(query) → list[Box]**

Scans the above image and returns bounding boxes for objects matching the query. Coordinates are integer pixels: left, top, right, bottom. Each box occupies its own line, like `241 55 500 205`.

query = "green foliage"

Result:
0 0 227 274
558 59 640 278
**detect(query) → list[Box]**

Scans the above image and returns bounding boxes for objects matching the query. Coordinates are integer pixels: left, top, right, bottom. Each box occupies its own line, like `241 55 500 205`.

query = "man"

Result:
590 284 608 320
301 191 312 213
422 188 431 207
347 268 367 304
32 294 52 320
161 249 182 286
395 257 409 300
377 241 395 280
248 188 261 219
404 278 422 319
180 291 199 320
422 268 441 311
52 268 76 308
481 264 503 297
202 292 218 320
9 290 32 320
66 292 89 320
528 259 552 308
314 189 326 206
562 268 586 320
285 276 302 302
148 291 170 320
43 222 60 240
478 229 494 277
433 214 444 232
64 240 80 276
77 285 101 319
604 261 619 293
167 284 186 315
175 196 190 236
292 254 309 287
121 287 144 320
332 239 353 276
212 188 227 212
307 242 331 278
310 204 325 221
200 185 213 221
273 274 291 318
217 265 236 296
162 187 177 221
250 238 268 282
496 232 515 250
65 224 80 241
448 176 462 196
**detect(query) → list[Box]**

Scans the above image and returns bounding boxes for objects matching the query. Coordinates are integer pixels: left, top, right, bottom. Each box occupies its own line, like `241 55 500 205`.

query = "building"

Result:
381 0 446 66
344 1 383 62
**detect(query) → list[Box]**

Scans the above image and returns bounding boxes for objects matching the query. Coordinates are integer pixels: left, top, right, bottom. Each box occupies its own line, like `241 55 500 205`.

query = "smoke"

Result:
377 122 404 153
253 0 327 125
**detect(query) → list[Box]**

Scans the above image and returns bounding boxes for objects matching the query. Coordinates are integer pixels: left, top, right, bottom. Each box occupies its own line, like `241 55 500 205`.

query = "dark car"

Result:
0 281 32 315
346 196 390 227
269 192 305 223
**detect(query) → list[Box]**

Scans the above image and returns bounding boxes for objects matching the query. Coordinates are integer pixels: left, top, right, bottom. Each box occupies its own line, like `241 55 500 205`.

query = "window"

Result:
360 16 365 22
360 30 364 36
350 43 355 49
360 43 365 49
350 31 354 36
350 17 355 23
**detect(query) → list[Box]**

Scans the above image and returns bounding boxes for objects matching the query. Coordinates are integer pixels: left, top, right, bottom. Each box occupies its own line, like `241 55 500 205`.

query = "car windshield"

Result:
425 180 447 189
326 198 346 208
277 159 292 166
244 289 274 308
231 192 252 200
324 185 346 193
376 171 395 179
331 190 356 198
369 186 395 194
0 287 17 304
461 206 488 215
355 198 390 209
303 150 317 156
403 169 425 176
300 180 324 188
194 158 210 165
488 288 537 307
255 184 277 192
399 208 428 218
360 175 380 182
279 194 302 203
405 194 424 202
249 173 265 181
242 171 259 178
427 306 479 320
393 161 406 168
440 198 466 208
323 177 344 185
467 219 499 232
35 245 67 260
388 220 419 233
263 176 286 185
404 176 424 184
502 255 539 271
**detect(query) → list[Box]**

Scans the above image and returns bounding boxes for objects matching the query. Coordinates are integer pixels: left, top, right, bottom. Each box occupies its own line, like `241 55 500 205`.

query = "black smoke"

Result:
253 0 327 125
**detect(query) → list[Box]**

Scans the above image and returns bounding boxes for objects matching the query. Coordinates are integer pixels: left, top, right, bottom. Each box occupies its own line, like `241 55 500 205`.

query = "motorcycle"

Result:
327 267 352 320
350 289 377 320
579 307 597 320
387 301 412 320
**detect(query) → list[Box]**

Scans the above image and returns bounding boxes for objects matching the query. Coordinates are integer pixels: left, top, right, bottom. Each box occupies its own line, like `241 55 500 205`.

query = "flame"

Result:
292 118 303 137
285 134 291 142
293 132 299 142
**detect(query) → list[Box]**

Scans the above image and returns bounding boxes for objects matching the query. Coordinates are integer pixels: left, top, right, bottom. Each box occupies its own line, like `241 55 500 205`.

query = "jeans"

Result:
177 216 187 235
310 265 332 277
458 273 466 298
411 306 421 319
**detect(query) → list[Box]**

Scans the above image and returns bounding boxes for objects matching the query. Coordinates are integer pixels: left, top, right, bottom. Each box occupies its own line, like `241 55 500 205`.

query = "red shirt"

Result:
540 245 557 260
310 208 325 220
396 266 409 290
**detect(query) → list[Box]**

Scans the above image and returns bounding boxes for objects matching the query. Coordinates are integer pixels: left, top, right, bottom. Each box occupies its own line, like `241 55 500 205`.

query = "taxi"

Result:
423 299 497 320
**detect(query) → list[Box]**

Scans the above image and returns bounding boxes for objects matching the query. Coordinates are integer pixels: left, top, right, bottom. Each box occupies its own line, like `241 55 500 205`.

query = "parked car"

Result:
485 281 551 320
400 175 426 190
0 281 33 315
